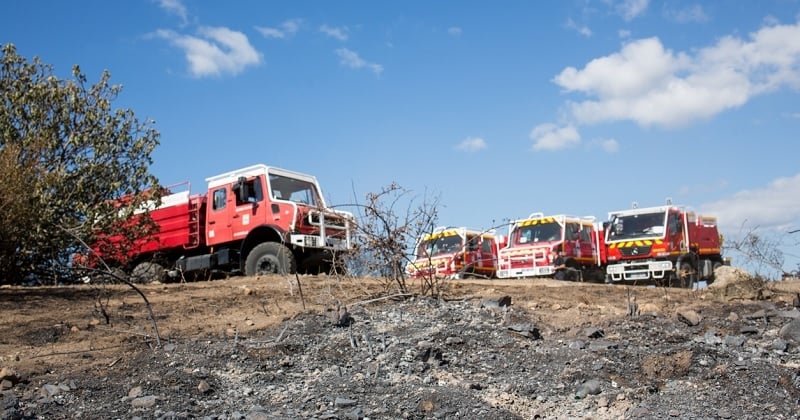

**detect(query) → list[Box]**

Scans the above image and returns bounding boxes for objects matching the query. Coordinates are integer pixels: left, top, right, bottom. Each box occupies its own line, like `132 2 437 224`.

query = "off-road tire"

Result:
131 262 165 284
245 242 296 276
676 262 696 289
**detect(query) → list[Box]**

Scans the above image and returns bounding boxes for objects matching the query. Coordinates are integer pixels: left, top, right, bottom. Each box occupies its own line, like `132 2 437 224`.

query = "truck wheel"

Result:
245 242 296 276
677 262 695 289
131 262 165 284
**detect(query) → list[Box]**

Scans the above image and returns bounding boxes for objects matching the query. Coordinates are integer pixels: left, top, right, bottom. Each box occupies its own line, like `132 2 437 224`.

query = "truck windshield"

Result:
417 235 463 258
513 221 561 245
269 174 319 206
607 211 666 241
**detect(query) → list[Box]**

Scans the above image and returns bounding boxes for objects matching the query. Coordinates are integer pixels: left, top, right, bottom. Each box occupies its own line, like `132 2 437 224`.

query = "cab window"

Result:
212 188 226 211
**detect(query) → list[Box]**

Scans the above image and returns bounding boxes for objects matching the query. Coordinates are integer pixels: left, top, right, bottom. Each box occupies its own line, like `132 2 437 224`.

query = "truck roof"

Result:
205 164 324 204
510 213 596 225
421 226 496 241
607 205 689 218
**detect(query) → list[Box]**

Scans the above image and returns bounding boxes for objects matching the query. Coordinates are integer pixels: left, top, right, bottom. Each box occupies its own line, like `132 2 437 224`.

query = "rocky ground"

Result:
2 268 800 419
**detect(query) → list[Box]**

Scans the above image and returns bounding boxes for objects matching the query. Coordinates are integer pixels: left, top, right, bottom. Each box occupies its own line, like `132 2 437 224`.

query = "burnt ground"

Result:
2 272 800 419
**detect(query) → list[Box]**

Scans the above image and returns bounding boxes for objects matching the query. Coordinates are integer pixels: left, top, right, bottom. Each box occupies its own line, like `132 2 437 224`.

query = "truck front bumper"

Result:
606 260 673 282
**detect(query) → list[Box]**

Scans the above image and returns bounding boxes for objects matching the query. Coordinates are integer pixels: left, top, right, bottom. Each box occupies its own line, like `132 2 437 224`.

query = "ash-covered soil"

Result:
2 271 800 419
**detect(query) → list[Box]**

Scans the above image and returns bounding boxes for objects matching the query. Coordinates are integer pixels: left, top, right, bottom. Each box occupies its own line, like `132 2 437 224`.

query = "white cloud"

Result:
530 124 581 151
158 0 188 24
618 29 631 39
590 138 619 153
255 19 303 39
566 18 592 37
456 137 487 152
699 174 800 233
335 48 383 76
616 0 649 21
155 27 262 77
663 4 709 24
320 24 349 41
552 20 800 128
448 27 463 36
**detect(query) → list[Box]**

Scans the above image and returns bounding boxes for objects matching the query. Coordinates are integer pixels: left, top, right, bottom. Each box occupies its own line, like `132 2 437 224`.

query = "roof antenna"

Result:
632 201 638 209
666 197 672 205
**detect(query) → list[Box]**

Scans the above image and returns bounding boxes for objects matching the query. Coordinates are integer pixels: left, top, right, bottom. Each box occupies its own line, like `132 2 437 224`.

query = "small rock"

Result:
668 409 680 417
596 396 609 408
568 340 586 350
718 409 733 419
743 309 768 320
336 309 355 328
39 384 60 398
130 395 157 408
197 380 212 394
775 308 800 319
445 336 464 345
1 390 19 411
739 326 759 335
704 329 722 345
345 406 365 420
0 368 19 384
771 338 788 351
480 295 512 309
507 323 541 339
575 378 602 399
779 318 800 344
588 340 618 351
0 380 12 391
724 335 746 347
128 386 143 399
416 340 435 349
335 397 358 408
584 327 604 339
727 312 739 321
676 308 701 326
163 343 176 352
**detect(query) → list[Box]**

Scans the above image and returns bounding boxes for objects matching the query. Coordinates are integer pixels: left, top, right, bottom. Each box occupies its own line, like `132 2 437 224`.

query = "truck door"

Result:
480 237 497 270
578 223 595 259
206 185 234 246
230 176 267 240
667 211 685 252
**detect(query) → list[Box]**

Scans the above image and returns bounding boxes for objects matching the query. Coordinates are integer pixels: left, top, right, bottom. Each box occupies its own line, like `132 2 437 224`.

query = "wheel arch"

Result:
240 225 288 270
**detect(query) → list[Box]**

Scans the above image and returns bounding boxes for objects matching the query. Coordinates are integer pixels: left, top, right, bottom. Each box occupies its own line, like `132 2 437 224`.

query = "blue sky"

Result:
3 1 800 275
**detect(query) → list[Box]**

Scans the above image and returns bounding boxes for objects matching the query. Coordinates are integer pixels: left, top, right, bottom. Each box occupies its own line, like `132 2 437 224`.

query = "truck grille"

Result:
619 245 652 257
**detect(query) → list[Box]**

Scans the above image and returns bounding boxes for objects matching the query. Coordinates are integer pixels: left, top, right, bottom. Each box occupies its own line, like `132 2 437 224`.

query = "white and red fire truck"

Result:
405 226 502 279
604 202 724 287
496 213 606 281
89 164 355 282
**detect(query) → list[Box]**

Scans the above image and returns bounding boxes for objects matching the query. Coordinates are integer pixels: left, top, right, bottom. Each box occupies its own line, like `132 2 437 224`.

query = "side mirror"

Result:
234 176 249 203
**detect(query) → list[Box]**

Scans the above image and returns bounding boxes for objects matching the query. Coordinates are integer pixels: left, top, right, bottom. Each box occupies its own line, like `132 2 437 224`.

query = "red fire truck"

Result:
405 226 502 279
496 213 605 281
89 164 355 282
604 202 724 287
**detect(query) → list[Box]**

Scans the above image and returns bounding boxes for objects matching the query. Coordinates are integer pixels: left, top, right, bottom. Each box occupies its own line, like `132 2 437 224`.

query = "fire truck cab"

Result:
497 213 605 281
406 226 501 279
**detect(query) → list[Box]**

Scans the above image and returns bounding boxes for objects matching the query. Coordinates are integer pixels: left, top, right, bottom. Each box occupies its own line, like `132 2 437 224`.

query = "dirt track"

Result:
2 274 800 418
